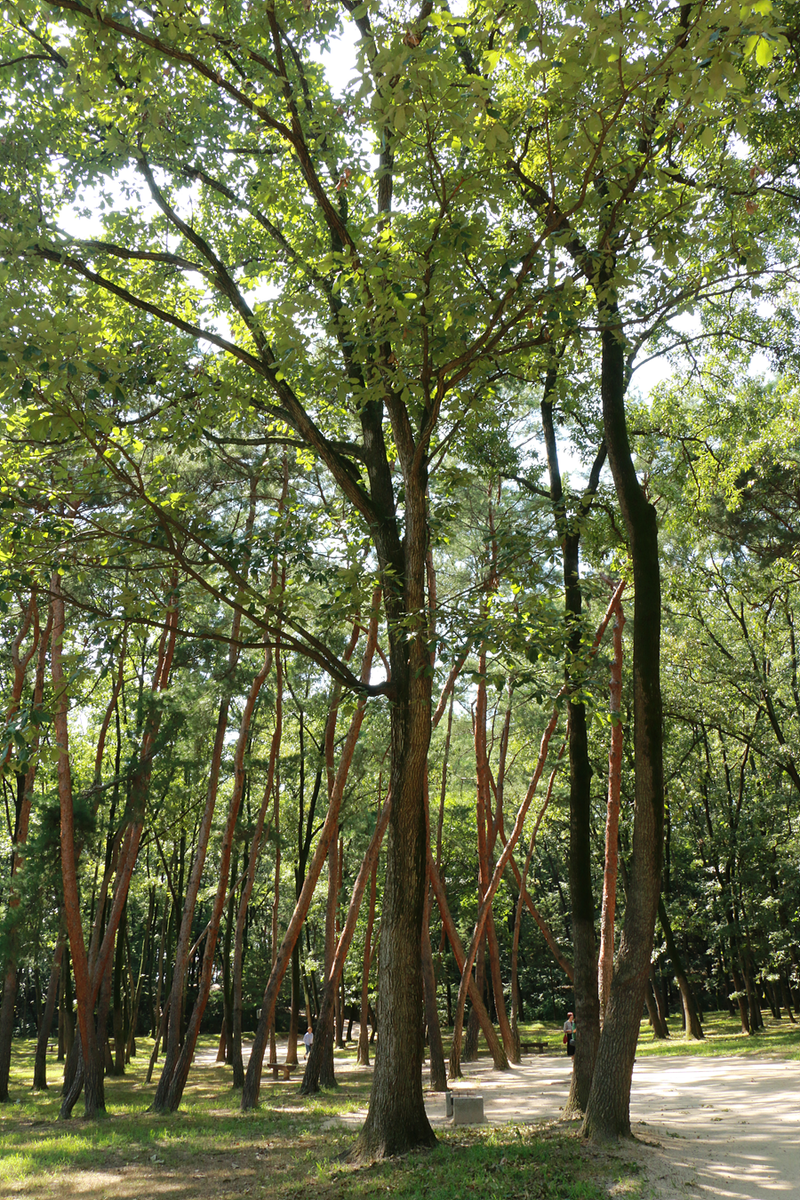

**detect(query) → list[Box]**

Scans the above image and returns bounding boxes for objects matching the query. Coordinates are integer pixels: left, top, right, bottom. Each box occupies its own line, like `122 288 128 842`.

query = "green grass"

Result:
633 1009 800 1059
3 1011 795 1198
0 1035 642 1200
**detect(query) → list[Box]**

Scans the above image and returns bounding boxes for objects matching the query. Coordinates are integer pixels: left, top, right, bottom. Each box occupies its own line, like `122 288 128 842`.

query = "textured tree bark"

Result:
581 318 664 1142
597 598 625 1025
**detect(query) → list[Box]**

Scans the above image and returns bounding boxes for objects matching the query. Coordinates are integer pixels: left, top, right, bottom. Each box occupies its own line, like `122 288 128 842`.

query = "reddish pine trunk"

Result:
302 790 391 1094
51 574 105 1119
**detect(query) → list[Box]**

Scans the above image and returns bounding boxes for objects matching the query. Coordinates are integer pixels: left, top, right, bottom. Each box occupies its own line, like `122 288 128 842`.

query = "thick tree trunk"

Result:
582 319 664 1142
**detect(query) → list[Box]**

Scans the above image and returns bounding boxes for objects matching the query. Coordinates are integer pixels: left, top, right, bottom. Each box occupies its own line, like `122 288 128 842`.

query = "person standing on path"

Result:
303 1026 313 1058
563 1012 575 1057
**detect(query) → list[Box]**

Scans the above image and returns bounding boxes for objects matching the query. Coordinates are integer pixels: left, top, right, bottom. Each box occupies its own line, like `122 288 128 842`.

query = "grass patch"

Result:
633 1010 800 1059
0 1036 640 1200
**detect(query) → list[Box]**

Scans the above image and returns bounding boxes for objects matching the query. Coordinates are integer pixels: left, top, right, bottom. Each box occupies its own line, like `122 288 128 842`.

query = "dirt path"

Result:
325 1050 800 1199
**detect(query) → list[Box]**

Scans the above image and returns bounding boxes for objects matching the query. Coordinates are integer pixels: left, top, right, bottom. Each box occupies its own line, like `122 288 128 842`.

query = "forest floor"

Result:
2 1017 799 1200
407 1050 800 1200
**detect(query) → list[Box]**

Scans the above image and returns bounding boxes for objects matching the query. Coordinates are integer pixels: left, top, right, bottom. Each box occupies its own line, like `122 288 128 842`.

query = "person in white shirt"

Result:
563 1012 575 1057
303 1026 314 1057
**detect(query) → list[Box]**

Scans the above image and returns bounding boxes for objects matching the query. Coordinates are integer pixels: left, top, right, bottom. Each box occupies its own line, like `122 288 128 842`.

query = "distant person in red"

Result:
563 1012 575 1057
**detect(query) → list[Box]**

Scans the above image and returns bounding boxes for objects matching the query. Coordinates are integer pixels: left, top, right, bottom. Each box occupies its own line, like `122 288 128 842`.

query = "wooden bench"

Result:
520 1040 548 1054
270 1063 295 1081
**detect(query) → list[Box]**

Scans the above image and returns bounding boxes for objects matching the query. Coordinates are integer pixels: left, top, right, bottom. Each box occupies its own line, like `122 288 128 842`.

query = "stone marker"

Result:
451 1094 485 1125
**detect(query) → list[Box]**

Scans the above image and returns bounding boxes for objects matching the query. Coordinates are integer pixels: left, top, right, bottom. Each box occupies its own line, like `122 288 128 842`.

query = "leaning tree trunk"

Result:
302 790 391 1095
581 314 665 1142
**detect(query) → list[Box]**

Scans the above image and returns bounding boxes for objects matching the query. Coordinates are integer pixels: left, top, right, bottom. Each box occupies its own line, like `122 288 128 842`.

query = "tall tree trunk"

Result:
0 596 50 1102
51 573 105 1119
155 644 270 1112
582 311 664 1142
231 654 281 1088
598 597 625 1026
539 390 608 1116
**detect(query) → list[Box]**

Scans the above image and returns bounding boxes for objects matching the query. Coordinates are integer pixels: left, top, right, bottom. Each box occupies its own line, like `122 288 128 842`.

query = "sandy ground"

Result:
424 1052 800 1200
317 1049 800 1199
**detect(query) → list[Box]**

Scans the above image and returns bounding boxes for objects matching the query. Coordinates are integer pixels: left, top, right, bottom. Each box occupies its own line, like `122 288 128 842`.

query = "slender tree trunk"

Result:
34 930 66 1089
242 599 380 1110
421 890 447 1091
301 792 391 1094
0 598 50 1102
427 855 509 1072
449 698 563 1077
598 598 625 1025
231 657 281 1087
156 646 270 1112
658 899 703 1039
357 858 378 1066
645 975 670 1039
